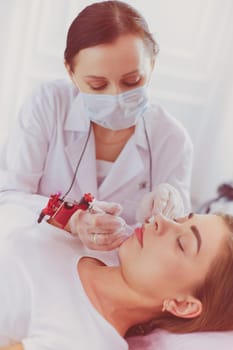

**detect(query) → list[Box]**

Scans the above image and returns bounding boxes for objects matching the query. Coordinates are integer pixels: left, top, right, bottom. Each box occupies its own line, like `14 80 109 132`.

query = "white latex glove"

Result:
136 183 185 223
67 200 131 251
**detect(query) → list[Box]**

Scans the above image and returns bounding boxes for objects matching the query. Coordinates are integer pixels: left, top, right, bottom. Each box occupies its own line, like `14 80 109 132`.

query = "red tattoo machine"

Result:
37 192 94 228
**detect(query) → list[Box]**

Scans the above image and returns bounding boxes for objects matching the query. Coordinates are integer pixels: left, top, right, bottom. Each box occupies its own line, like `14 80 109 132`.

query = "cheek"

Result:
119 237 200 296
162 261 203 295
141 250 190 292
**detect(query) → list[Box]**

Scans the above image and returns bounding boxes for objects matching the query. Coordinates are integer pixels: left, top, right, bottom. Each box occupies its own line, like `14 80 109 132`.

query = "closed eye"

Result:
90 84 107 91
123 79 142 87
177 237 184 252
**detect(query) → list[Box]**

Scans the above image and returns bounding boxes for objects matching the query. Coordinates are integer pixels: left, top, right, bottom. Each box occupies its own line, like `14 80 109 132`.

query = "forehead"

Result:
72 34 151 76
194 214 228 256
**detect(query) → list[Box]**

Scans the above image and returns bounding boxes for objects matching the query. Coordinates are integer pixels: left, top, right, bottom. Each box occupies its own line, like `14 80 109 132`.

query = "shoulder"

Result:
0 222 66 258
18 78 79 133
0 207 82 271
146 103 189 138
26 78 78 106
145 102 193 149
0 203 54 254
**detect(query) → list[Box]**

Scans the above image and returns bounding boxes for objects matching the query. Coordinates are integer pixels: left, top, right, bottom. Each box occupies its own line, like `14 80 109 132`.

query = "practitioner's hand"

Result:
66 200 129 250
136 183 185 223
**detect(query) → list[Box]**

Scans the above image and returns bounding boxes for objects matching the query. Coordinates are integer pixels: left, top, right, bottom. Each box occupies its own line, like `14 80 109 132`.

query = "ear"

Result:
163 297 202 319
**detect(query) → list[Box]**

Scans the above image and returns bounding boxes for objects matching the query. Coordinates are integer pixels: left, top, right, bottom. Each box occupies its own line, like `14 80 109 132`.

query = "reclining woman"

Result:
0 205 233 350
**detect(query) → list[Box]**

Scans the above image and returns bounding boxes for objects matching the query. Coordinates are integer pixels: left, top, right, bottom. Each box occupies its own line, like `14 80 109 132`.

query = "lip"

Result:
134 226 144 247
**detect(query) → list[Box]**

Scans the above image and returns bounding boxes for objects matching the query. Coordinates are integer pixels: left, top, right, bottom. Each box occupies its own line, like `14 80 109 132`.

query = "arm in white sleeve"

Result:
165 133 193 213
0 84 53 196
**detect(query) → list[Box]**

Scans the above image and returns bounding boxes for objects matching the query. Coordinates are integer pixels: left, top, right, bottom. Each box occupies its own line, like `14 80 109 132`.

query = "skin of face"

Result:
65 33 154 95
118 214 228 305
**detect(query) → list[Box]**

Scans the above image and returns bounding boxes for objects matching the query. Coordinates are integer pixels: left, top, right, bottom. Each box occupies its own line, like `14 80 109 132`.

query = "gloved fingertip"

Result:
106 204 122 215
148 215 156 223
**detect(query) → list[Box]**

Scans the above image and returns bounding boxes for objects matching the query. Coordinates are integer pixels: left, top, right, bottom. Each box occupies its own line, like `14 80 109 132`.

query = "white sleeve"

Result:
0 83 53 195
0 191 49 239
0 191 49 218
0 254 32 346
162 130 193 213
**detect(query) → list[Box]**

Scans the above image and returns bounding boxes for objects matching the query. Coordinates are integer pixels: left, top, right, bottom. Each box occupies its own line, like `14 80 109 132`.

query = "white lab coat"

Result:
0 79 193 224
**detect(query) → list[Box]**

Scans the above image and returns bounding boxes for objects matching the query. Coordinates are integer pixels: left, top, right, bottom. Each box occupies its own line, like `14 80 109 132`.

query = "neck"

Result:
93 123 135 145
78 257 161 336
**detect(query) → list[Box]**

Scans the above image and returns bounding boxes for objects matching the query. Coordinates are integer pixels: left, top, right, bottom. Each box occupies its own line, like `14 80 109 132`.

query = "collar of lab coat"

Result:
97 116 150 197
64 93 149 198
64 93 92 132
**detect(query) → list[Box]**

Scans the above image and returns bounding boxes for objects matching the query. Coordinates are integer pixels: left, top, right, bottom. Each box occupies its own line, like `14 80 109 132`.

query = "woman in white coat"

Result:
0 1 193 249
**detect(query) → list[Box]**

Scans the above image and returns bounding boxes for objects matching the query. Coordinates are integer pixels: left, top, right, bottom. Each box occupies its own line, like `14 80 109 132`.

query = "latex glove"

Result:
67 200 130 251
136 183 185 223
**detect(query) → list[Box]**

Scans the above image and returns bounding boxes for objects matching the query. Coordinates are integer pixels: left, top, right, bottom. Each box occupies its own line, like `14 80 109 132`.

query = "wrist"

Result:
47 214 78 236
65 210 82 236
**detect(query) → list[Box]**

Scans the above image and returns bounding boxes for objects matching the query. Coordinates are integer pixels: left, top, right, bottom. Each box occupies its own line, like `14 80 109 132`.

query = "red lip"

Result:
135 226 144 247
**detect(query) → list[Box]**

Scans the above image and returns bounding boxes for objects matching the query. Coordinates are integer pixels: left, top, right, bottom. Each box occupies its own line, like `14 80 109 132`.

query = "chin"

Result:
118 235 132 260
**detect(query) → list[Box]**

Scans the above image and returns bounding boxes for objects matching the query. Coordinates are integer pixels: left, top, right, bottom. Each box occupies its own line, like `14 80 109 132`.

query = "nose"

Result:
106 83 122 95
109 87 120 95
153 214 177 236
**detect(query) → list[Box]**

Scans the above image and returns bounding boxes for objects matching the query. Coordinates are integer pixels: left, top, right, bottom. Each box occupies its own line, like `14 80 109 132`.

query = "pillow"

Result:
127 329 233 350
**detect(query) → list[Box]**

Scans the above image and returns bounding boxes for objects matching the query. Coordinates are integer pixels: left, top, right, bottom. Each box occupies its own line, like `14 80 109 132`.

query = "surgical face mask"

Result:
79 86 150 130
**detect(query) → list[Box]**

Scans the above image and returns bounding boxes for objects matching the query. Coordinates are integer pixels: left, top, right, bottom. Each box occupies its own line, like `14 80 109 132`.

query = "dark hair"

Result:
126 213 233 337
64 0 159 69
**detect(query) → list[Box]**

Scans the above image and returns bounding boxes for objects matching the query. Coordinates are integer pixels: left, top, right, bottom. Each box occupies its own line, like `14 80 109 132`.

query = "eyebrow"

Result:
84 70 140 80
190 225 202 254
122 69 140 77
84 75 107 80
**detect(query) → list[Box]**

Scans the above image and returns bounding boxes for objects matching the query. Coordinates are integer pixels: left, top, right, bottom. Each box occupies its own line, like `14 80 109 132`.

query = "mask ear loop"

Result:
142 116 152 192
61 123 92 201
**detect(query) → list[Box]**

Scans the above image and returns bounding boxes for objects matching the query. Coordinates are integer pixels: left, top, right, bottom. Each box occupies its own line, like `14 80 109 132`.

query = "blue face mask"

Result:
79 86 150 130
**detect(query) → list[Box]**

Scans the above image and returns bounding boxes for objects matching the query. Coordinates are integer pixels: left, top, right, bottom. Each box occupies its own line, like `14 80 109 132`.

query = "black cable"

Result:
62 116 153 200
61 124 92 200
142 116 152 191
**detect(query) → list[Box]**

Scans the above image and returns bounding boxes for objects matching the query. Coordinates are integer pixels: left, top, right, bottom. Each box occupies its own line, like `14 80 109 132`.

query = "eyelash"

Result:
90 78 141 91
90 85 107 91
174 219 185 252
123 78 141 87
177 238 185 252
